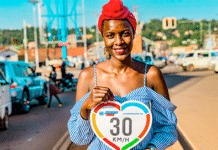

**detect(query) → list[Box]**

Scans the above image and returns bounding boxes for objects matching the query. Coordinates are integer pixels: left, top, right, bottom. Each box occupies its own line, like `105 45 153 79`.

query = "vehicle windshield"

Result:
145 56 151 62
0 63 5 75
0 69 6 84
156 57 162 60
211 52 218 57
12 64 33 77
133 56 143 62
186 53 194 58
179 54 185 58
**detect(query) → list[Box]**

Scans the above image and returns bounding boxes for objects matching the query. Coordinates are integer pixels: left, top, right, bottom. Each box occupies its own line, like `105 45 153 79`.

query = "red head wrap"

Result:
98 0 137 35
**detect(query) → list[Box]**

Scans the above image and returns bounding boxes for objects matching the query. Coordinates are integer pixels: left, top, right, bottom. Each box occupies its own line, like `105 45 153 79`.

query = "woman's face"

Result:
102 19 134 61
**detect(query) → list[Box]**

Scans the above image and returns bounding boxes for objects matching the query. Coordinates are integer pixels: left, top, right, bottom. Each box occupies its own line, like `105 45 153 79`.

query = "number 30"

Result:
110 117 132 136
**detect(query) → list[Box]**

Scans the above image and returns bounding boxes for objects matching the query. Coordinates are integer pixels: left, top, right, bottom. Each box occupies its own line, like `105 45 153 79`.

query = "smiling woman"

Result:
68 0 177 150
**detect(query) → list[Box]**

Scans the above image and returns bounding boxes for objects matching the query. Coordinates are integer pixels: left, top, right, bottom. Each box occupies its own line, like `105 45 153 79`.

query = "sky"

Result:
0 0 218 30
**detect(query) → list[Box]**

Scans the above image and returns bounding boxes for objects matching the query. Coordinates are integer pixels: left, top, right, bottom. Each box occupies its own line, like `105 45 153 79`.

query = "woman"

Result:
68 0 177 149
45 66 63 108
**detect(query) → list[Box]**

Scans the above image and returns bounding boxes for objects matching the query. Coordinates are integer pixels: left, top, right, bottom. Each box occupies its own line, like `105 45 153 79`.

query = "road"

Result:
1 65 216 150
0 91 77 150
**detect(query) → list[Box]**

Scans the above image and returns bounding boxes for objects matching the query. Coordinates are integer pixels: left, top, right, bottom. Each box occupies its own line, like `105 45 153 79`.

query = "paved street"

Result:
169 71 218 150
1 65 217 150
0 91 77 150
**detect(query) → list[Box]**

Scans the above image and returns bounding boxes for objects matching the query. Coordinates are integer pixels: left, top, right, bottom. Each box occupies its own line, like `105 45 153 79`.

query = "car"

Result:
0 61 47 113
208 52 218 73
0 69 12 130
181 50 218 71
174 53 186 67
97 53 155 65
131 53 154 65
154 56 167 68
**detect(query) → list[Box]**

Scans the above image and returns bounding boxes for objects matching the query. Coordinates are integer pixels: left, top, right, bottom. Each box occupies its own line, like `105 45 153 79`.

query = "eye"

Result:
122 31 131 37
106 33 114 39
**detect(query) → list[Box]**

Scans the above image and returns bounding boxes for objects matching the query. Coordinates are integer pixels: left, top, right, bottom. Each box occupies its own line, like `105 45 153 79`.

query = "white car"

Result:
153 56 167 68
181 50 218 71
208 56 218 73
174 53 186 67
0 69 12 130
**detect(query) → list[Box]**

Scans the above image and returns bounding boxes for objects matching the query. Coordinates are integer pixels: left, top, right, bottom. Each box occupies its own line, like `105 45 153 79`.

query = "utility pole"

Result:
82 0 88 68
200 21 203 47
29 0 39 69
45 34 49 67
52 37 56 58
23 19 28 63
93 13 100 60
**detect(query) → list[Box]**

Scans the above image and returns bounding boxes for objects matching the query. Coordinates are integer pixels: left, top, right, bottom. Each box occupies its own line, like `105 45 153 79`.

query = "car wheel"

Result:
59 83 65 92
37 85 47 105
211 64 218 73
71 83 77 91
187 64 194 72
182 67 187 71
20 91 30 113
0 109 9 130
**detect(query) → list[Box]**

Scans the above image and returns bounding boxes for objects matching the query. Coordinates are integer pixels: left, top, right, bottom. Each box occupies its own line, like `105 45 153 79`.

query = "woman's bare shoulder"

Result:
78 65 95 81
147 65 162 78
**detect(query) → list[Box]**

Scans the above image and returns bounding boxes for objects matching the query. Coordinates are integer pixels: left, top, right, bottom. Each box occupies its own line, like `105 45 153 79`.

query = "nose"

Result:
114 34 123 45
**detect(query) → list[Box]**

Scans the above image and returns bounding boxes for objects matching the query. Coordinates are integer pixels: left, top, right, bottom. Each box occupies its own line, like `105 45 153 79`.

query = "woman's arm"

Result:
146 65 177 149
68 66 114 145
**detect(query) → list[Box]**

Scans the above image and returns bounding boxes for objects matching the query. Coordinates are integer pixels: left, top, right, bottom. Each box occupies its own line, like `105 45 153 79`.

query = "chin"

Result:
111 54 131 62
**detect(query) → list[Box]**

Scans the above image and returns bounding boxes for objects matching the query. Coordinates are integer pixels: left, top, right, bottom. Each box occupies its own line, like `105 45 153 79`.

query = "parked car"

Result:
174 53 186 67
0 69 12 130
0 61 47 113
154 56 167 68
97 53 154 65
131 53 154 65
208 55 218 73
181 50 218 71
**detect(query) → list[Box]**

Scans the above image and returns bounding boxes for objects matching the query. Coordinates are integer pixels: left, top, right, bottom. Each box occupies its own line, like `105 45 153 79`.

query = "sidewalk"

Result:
169 73 218 149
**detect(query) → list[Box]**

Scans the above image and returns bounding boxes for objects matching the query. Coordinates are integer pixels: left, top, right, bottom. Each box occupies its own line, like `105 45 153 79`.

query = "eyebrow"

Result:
104 29 132 34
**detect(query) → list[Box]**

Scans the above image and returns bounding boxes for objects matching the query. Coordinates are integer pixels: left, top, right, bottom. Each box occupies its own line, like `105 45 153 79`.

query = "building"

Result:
156 32 167 40
184 30 193 35
87 41 105 60
0 46 19 61
67 34 94 48
171 45 199 55
204 33 218 49
172 30 180 37
18 47 84 66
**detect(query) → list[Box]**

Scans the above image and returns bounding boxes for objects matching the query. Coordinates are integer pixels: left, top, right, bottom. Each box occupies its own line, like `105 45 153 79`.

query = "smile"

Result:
113 47 127 54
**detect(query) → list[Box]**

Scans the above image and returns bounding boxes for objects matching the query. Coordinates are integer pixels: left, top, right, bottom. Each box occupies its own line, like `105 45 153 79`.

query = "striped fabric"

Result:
68 64 178 150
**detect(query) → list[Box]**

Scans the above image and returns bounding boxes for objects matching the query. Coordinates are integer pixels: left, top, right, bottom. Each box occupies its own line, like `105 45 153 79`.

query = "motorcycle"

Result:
57 73 77 92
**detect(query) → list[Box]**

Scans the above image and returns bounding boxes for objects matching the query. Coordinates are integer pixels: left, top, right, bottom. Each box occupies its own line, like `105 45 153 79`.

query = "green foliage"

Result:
142 18 218 47
1 19 218 48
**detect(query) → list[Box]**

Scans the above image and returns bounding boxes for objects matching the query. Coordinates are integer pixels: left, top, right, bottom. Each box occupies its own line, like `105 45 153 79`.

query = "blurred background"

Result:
1 0 218 150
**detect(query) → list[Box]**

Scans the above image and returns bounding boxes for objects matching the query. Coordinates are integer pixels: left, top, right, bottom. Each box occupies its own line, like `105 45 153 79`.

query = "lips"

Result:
114 47 127 54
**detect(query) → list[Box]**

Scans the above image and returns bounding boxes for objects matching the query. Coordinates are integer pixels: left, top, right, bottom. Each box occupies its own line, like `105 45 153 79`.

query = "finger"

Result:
107 88 114 98
94 86 110 91
93 93 107 99
93 89 108 94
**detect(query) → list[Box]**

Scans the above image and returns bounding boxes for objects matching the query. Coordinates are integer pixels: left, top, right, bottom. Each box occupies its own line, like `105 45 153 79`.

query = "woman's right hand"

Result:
80 86 114 120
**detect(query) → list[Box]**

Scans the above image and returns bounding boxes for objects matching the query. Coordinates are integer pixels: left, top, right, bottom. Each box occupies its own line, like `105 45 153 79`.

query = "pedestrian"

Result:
61 60 67 78
67 0 177 149
45 66 63 108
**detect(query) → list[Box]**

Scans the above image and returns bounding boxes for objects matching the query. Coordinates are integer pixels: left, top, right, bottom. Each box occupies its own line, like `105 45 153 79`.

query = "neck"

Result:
107 55 133 73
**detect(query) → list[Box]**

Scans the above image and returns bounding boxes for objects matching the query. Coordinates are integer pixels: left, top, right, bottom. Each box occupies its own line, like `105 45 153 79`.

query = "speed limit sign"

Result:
90 101 152 150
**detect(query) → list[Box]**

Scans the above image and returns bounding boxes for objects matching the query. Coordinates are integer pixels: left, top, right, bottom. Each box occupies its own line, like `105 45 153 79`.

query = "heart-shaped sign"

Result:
90 100 152 150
